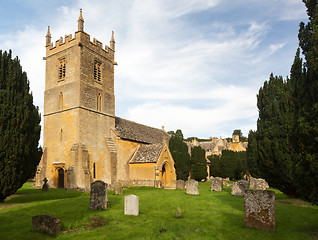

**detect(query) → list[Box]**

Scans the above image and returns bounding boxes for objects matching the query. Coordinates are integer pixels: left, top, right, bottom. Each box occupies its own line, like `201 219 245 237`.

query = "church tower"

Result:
36 10 117 189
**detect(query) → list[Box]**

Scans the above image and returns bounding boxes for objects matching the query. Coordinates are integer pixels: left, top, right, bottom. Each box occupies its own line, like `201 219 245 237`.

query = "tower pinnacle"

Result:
78 9 84 31
46 26 51 46
110 31 115 51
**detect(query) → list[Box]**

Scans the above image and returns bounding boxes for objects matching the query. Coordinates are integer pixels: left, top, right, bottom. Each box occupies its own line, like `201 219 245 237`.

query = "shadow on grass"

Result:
3 188 87 205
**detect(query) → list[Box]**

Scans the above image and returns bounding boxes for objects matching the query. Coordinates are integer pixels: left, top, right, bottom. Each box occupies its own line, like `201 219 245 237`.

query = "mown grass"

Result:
0 182 317 240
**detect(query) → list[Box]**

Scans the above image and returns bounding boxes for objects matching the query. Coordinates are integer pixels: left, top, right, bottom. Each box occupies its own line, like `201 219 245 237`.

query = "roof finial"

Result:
46 26 51 46
110 31 115 51
78 9 84 31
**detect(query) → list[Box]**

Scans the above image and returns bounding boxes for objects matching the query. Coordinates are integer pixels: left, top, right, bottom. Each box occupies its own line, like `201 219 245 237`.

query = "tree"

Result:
247 0 318 204
190 146 207 181
168 130 190 181
0 50 41 202
208 155 221 177
232 129 242 138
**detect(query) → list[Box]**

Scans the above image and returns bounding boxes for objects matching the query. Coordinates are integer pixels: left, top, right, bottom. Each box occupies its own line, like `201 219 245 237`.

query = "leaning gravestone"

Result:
231 180 249 196
32 215 61 236
90 180 107 210
244 190 275 232
125 195 139 216
211 177 223 191
114 182 123 195
176 180 186 190
254 179 269 190
186 180 199 195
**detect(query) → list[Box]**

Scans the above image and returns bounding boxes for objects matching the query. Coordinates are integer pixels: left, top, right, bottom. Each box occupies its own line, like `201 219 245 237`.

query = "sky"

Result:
0 0 309 142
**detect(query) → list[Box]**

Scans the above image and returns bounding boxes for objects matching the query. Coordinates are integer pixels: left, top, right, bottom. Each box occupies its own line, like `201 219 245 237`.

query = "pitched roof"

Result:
115 117 169 144
130 143 163 164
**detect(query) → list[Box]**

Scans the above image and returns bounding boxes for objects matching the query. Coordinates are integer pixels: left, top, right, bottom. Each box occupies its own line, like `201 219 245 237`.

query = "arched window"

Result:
59 92 64 110
60 128 63 142
59 59 66 80
96 93 102 111
93 163 96 179
94 61 101 82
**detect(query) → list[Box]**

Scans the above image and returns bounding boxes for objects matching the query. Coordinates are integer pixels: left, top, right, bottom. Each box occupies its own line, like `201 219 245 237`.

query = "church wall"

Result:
116 139 140 182
130 163 156 180
78 108 114 184
43 108 79 187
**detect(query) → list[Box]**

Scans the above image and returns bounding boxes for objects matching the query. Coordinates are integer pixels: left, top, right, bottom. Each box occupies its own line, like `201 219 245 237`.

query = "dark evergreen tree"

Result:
291 0 318 203
190 146 207 181
168 130 190 181
246 130 261 178
248 0 318 204
208 155 221 177
0 50 41 202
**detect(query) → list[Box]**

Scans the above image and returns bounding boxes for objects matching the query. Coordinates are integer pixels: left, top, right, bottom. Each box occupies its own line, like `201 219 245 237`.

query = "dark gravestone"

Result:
90 180 107 210
42 178 48 191
244 190 275 232
32 215 61 236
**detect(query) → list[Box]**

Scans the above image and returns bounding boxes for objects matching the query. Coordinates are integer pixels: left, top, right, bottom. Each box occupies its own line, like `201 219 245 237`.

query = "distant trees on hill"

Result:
0 50 41 202
247 0 318 204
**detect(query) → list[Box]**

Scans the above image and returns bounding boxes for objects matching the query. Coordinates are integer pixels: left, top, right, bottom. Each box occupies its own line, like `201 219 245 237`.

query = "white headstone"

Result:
125 194 139 216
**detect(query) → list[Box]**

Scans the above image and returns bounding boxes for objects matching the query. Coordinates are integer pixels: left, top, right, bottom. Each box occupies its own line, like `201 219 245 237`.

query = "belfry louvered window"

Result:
59 59 66 80
94 61 101 82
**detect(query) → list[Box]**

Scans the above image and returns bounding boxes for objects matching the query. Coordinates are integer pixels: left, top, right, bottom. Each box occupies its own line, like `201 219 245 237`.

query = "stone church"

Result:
35 10 176 190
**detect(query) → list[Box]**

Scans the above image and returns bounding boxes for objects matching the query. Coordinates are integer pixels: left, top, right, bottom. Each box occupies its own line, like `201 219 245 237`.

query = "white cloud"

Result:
0 0 306 140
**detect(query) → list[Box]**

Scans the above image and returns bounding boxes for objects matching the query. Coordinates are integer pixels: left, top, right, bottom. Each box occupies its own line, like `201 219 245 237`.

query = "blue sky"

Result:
0 0 308 141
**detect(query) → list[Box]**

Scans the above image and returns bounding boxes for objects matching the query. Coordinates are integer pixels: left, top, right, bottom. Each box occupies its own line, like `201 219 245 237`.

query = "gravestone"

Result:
42 178 48 191
211 177 223 191
250 177 269 190
114 182 123 195
186 180 199 195
231 180 249 196
176 180 186 190
222 177 229 186
244 190 275 232
90 180 107 210
32 215 61 236
125 195 139 216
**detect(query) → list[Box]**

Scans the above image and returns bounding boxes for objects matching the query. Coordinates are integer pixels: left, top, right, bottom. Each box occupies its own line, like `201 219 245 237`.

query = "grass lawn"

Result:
0 182 317 240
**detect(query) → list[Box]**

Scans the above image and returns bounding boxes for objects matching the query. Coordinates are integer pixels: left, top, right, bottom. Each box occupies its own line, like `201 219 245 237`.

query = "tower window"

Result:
59 59 66 80
93 163 96 179
94 61 101 82
59 92 64 110
96 93 102 111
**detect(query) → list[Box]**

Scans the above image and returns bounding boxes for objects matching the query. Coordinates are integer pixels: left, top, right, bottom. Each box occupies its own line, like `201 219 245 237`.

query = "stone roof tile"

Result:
115 117 169 144
130 143 163 164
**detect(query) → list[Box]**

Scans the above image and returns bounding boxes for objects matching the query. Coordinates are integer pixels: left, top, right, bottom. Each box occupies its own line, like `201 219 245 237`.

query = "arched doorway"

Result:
161 163 171 188
58 168 64 188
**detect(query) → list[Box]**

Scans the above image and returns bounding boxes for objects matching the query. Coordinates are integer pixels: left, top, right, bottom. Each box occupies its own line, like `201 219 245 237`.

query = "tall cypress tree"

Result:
248 0 318 204
168 130 190 181
0 50 41 202
292 0 318 203
191 146 207 181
